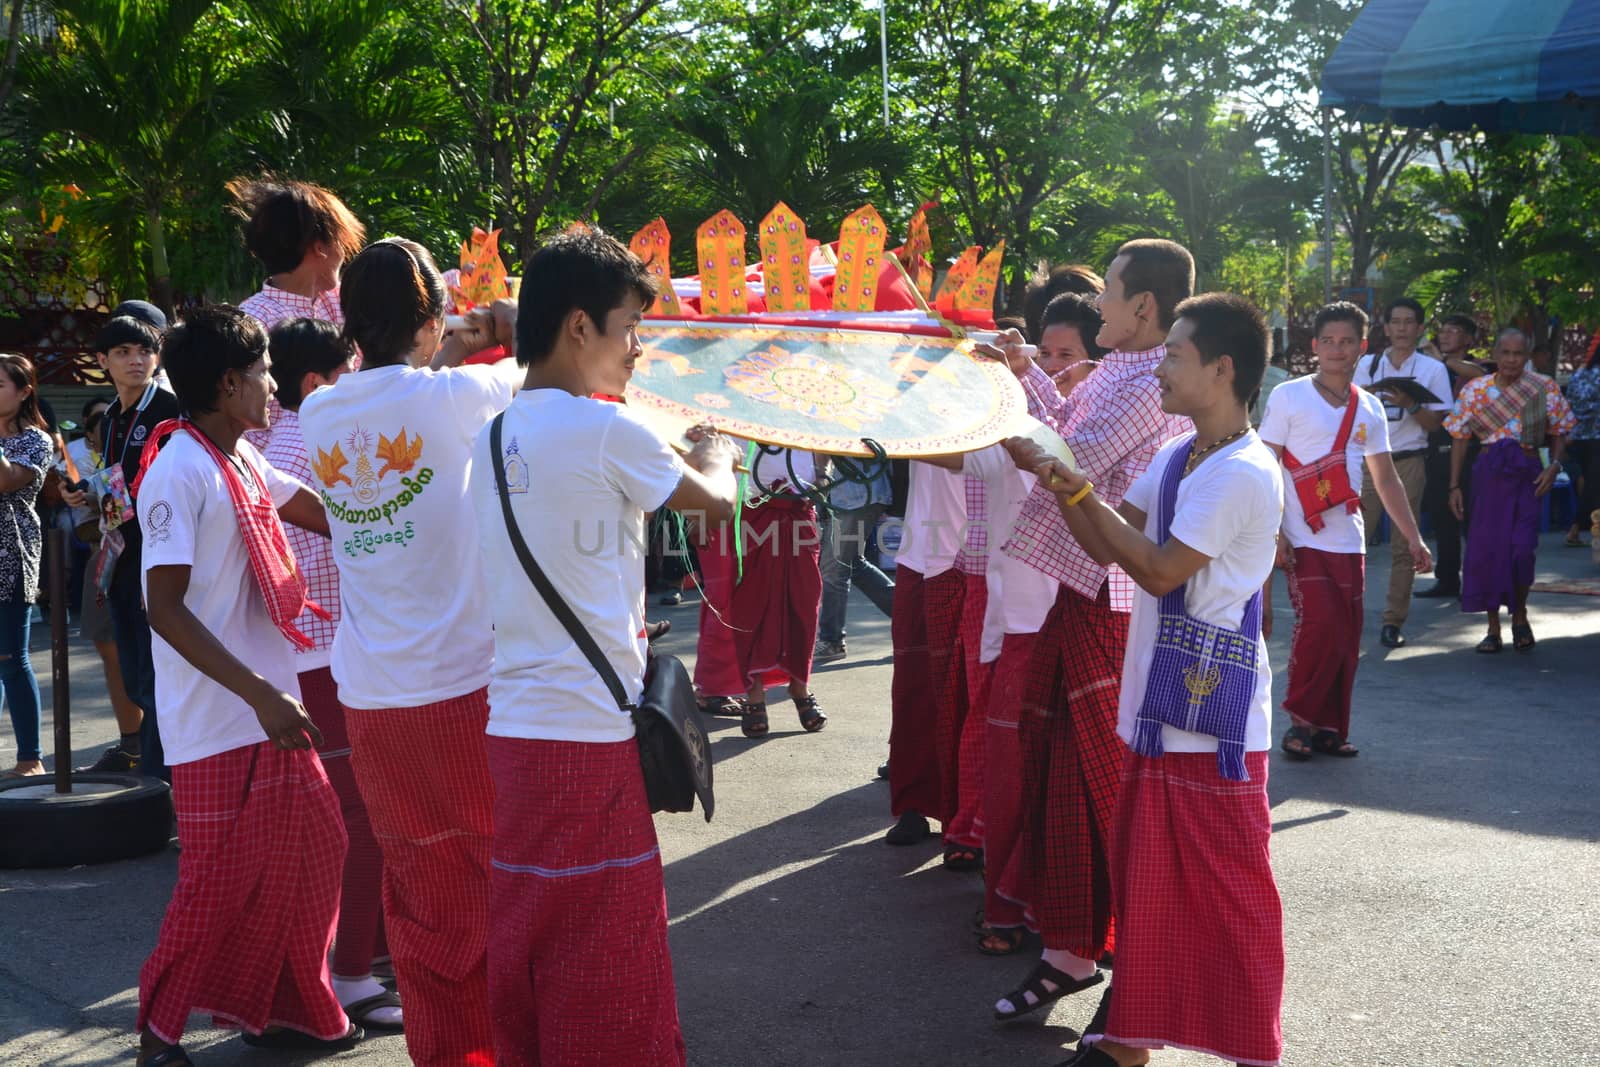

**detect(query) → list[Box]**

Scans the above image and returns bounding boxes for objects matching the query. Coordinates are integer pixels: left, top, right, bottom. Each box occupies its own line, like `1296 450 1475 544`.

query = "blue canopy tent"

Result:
1319 0 1600 135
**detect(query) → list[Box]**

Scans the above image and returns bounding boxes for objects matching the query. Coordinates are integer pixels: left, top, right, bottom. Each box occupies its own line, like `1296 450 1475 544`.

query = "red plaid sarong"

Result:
925 568 968 829
345 689 495 1067
731 498 823 688
1284 548 1364 739
486 736 686 1066
944 572 990 847
888 565 942 819
136 419 328 649
1017 584 1128 956
137 743 347 1044
1096 750 1283 1066
983 631 1038 928
299 666 386 977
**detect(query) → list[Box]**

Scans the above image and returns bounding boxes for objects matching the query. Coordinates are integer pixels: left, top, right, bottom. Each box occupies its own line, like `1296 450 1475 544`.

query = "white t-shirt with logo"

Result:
893 461 965 579
298 363 520 709
1259 377 1391 554
1352 349 1451 454
138 434 309 765
1117 433 1283 755
473 390 685 743
964 445 1056 661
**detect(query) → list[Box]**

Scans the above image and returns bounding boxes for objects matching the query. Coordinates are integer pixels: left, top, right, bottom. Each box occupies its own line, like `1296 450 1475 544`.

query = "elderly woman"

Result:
1446 327 1575 652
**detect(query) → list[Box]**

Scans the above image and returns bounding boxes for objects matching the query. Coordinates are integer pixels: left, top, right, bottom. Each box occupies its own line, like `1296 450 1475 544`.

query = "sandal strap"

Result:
142 1047 193 1067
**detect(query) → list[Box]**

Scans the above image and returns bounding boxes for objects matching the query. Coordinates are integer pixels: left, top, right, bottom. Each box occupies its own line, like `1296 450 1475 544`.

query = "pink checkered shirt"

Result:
953 473 989 575
260 407 341 662
1002 347 1192 612
240 284 345 451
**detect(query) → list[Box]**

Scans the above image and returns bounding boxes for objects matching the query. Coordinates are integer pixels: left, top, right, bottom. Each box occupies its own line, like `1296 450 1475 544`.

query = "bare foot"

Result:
5 760 44 778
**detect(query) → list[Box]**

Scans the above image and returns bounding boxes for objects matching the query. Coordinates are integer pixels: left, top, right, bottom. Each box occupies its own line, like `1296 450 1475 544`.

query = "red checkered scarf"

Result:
135 419 329 650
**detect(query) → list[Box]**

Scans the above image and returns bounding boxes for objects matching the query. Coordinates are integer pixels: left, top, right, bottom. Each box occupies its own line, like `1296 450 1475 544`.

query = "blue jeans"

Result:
818 505 895 644
0 599 43 762
108 555 166 780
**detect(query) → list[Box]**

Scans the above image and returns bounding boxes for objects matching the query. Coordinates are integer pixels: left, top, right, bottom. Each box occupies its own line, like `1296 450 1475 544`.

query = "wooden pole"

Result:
49 528 71 794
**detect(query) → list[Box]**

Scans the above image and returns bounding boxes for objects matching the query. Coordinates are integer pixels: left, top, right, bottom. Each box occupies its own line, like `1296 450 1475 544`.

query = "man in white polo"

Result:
1353 296 1451 648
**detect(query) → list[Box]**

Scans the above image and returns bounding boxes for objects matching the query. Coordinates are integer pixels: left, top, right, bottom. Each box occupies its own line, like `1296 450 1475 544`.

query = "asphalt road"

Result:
3 532 1597 1066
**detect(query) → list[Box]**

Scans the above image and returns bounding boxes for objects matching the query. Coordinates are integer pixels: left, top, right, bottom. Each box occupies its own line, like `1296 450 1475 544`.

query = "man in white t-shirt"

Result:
1352 297 1451 647
134 306 360 1063
1009 293 1286 1067
1260 302 1431 761
472 229 738 1066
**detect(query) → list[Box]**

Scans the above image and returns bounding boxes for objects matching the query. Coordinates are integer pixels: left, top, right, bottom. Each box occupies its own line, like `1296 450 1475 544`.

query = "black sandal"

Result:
741 702 769 738
1476 634 1503 654
1512 620 1536 651
137 1046 194 1067
698 695 746 717
993 960 1103 1022
794 693 827 732
1310 730 1359 758
976 925 1026 956
343 990 404 1032
943 844 983 871
241 1023 363 1050
1281 726 1314 761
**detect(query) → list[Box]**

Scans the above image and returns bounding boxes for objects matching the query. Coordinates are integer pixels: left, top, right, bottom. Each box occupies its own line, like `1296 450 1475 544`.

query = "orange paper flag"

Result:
833 205 888 312
901 206 934 299
934 246 981 313
455 227 511 314
696 210 749 316
953 239 1005 311
629 217 683 317
758 202 811 313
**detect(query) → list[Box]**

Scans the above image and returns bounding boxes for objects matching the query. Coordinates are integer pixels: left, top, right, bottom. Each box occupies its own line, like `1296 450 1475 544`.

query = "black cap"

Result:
111 300 168 332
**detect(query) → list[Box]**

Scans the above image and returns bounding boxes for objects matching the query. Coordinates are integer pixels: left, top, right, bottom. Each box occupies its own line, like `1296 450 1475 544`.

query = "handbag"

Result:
489 413 714 821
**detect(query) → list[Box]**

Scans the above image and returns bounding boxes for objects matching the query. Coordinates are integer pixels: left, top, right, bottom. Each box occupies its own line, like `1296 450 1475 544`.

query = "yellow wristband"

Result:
1065 481 1094 507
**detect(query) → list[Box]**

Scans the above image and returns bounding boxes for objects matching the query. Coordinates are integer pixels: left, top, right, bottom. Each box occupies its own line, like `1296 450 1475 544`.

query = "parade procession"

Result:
1 1 1598 1065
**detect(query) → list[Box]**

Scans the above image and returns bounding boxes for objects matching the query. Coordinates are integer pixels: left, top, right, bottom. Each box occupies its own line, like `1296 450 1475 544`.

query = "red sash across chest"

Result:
1281 386 1361 532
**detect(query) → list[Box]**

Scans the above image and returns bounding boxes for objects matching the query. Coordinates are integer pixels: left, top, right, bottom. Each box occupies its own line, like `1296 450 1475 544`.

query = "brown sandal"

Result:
741 702 769 738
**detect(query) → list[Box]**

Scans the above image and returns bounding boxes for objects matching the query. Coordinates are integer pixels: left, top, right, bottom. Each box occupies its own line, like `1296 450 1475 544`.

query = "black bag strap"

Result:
489 413 634 712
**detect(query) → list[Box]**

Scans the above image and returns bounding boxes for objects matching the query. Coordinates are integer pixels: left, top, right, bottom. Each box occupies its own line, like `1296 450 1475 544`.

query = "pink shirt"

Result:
260 407 340 671
1002 348 1191 612
240 283 346 452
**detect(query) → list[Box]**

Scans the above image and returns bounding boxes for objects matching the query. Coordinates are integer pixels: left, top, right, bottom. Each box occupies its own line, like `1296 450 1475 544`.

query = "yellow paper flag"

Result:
758 202 811 313
901 207 933 299
934 246 980 312
833 205 888 312
696 210 749 316
629 217 683 317
953 240 1005 311
455 228 511 313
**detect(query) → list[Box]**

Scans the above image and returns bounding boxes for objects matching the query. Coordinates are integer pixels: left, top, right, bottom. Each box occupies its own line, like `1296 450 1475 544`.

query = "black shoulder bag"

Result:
489 414 713 821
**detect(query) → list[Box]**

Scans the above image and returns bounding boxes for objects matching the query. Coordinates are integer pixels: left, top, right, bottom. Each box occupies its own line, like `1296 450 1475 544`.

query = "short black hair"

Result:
340 238 449 368
1312 301 1369 338
92 315 162 356
1039 292 1107 360
1440 312 1478 337
1022 263 1103 343
80 396 110 439
1175 293 1268 406
268 318 354 409
1384 296 1425 324
162 305 268 415
516 227 655 366
1114 239 1195 330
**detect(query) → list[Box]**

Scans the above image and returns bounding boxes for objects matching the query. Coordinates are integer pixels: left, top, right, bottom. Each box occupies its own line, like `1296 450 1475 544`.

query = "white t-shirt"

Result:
1117 432 1283 755
473 391 685 743
138 434 308 765
964 445 1056 660
1352 349 1451 454
893 461 966 578
744 446 816 503
1258 377 1391 554
298 363 520 709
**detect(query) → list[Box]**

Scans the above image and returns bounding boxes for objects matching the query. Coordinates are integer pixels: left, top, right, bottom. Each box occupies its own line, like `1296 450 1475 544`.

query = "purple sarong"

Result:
1461 440 1542 614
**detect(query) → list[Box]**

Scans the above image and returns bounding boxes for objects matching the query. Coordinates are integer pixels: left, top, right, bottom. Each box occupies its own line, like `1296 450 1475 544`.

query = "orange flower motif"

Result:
313 443 352 488
376 429 424 479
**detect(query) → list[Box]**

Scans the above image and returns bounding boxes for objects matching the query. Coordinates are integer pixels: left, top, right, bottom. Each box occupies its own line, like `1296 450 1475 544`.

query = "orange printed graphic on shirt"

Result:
313 442 353 488
1354 423 1368 446
376 429 424 479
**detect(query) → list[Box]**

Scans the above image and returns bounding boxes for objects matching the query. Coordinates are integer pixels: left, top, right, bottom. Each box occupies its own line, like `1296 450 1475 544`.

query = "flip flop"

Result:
241 1023 364 1050
343 990 403 1032
943 844 983 871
